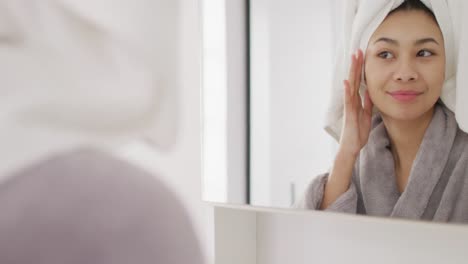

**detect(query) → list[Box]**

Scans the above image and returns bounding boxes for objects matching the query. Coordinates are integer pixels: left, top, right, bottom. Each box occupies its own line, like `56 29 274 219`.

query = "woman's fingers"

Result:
347 49 363 99
343 79 357 118
343 80 351 108
348 53 356 95
345 50 369 121
344 79 361 123
342 50 372 150
354 50 363 92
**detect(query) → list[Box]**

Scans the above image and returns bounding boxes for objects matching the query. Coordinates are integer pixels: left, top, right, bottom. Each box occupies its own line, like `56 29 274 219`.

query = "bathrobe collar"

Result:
360 103 458 219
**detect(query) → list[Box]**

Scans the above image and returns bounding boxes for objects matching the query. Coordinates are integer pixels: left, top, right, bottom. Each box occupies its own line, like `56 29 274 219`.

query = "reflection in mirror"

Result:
249 0 337 208
202 0 338 207
202 0 336 207
203 0 468 224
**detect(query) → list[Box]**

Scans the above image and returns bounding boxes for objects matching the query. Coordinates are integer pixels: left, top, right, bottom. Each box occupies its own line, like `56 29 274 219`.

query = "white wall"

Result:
250 0 337 208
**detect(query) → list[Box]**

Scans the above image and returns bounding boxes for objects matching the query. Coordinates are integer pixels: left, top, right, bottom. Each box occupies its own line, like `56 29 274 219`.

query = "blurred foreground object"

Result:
0 149 204 264
0 0 204 263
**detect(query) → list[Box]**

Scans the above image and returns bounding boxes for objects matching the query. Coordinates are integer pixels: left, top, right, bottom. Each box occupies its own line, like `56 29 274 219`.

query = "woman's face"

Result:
364 10 445 121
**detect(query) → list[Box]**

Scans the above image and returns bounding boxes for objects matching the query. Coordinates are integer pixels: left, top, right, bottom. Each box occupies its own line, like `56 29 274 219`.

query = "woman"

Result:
297 0 468 223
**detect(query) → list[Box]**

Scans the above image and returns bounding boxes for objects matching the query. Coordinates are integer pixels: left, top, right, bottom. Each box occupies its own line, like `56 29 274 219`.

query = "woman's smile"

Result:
387 90 424 102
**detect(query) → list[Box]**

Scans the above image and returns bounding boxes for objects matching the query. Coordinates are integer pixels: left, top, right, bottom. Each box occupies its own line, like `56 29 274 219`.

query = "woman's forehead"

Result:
369 10 443 44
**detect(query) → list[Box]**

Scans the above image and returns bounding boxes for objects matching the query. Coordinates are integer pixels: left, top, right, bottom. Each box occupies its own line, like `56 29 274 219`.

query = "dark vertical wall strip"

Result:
246 0 251 204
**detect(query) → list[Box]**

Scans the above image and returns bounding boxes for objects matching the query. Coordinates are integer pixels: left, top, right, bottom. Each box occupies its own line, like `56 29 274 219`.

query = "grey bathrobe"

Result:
296 103 468 223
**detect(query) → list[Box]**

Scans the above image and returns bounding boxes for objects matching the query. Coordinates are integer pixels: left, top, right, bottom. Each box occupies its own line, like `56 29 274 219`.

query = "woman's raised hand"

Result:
319 50 374 209
339 49 374 157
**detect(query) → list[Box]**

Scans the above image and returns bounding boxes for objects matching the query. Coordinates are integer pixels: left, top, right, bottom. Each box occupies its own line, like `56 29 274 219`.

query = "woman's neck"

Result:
381 107 435 170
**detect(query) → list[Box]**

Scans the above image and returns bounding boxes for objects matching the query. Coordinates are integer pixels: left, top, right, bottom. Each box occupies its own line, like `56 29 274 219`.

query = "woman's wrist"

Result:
336 146 360 161
328 148 357 183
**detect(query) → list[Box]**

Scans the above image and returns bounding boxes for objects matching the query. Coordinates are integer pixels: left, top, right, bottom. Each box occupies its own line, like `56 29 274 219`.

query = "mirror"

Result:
249 0 337 208
203 0 337 207
203 0 468 224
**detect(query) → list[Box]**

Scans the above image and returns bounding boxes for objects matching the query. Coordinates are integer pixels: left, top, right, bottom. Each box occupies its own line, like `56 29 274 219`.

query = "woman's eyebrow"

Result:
414 37 439 45
373 37 440 45
373 37 398 45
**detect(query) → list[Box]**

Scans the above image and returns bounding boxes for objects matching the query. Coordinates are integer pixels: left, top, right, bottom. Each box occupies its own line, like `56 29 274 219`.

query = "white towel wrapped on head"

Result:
325 0 462 141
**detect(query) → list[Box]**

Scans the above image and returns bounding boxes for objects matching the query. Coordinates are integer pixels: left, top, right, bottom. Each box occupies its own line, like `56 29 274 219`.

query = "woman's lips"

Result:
388 90 423 102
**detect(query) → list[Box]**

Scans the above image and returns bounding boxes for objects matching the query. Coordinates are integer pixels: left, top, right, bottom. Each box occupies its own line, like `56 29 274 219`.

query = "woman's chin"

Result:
377 104 434 123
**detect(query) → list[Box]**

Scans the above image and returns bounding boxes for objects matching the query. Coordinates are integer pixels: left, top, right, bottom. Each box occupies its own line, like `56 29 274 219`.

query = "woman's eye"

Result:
378 51 394 59
417 50 433 57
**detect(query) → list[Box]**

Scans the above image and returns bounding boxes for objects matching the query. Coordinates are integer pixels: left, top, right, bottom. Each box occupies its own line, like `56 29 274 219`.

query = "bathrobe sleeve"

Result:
294 160 360 213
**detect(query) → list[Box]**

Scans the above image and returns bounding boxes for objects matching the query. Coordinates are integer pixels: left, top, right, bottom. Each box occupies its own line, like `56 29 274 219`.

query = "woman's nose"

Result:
393 59 418 82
